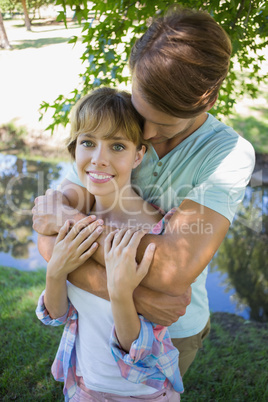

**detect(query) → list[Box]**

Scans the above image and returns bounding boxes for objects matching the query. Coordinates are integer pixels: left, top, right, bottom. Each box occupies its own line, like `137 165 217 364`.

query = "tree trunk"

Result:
0 12 12 49
21 0 31 31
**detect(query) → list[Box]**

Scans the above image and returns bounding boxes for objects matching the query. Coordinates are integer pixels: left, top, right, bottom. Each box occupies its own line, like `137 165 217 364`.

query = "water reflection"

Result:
0 154 267 322
210 185 268 322
0 154 66 268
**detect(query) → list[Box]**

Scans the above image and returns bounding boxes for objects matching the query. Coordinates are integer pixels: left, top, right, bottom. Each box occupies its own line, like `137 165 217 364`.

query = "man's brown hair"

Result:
129 6 232 117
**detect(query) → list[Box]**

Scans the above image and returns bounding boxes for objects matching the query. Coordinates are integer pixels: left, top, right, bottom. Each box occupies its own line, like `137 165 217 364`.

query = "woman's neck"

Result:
92 187 143 227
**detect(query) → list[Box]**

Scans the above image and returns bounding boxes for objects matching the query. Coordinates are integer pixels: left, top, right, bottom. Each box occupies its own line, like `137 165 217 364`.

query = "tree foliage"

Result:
39 0 268 132
0 0 54 17
0 0 15 13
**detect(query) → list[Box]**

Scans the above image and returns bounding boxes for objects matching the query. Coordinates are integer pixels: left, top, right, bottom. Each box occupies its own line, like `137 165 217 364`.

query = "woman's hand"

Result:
47 216 104 280
104 228 156 300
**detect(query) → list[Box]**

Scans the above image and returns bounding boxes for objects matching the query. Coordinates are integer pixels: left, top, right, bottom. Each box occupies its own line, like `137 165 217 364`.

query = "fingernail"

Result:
96 226 103 233
90 215 96 220
97 219 104 225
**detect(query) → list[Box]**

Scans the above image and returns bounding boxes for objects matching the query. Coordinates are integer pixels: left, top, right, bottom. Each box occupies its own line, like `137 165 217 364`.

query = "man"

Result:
33 6 255 377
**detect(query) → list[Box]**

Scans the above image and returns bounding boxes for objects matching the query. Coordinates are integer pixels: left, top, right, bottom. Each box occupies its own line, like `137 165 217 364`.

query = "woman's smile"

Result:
86 171 115 183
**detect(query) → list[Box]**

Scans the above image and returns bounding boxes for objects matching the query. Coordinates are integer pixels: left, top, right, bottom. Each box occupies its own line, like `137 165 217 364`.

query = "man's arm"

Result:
37 235 191 326
137 199 230 296
34 182 229 296
89 199 229 296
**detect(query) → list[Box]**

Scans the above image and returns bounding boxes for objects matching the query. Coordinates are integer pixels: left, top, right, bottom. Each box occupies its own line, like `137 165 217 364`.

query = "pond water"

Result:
1 154 267 322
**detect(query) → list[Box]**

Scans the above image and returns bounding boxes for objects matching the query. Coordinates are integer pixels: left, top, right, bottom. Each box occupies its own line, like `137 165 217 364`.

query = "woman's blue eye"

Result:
82 140 94 147
112 144 125 151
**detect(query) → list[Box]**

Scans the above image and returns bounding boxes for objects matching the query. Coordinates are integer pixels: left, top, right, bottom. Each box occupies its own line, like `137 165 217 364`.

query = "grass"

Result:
0 266 267 401
223 86 268 155
225 114 268 154
182 314 268 401
0 266 63 401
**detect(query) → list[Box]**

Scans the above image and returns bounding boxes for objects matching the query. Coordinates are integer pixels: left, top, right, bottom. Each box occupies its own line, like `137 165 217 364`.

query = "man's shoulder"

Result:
202 114 255 156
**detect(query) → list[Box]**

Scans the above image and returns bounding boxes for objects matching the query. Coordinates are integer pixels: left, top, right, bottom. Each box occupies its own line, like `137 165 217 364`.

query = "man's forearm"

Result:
69 263 191 325
133 285 191 326
68 261 109 300
91 201 229 297
38 234 56 262
89 227 186 296
38 234 190 325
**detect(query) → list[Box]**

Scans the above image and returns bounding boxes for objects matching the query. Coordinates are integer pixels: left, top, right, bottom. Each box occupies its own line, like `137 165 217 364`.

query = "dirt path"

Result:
1 18 86 149
1 17 267 182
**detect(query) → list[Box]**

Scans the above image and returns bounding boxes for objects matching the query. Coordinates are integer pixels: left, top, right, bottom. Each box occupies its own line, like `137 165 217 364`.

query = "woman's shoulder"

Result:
139 200 163 224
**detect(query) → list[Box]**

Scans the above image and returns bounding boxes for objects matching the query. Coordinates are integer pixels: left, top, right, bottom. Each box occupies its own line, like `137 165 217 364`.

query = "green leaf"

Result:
40 0 268 132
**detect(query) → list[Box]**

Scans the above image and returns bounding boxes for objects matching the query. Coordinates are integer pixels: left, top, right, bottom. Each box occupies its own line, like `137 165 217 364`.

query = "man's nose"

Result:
91 146 109 167
143 121 158 140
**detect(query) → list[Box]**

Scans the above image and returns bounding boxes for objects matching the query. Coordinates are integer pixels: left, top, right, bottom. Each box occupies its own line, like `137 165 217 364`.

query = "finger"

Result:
34 196 39 205
34 195 46 205
127 229 149 249
112 227 146 251
32 205 41 216
137 243 156 281
74 214 98 231
55 220 72 244
45 188 54 196
79 241 99 261
104 230 119 256
77 226 104 254
110 227 129 248
67 216 101 241
71 222 103 247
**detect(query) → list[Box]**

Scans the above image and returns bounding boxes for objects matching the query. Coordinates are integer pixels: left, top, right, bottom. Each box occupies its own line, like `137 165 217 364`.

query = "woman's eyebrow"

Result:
105 135 127 141
79 133 128 141
79 133 94 138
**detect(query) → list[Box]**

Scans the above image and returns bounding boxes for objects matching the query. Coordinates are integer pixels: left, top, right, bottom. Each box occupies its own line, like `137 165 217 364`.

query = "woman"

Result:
36 87 183 401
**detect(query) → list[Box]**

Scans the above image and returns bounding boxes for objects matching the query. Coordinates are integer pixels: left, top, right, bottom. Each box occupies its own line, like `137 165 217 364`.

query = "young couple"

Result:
34 6 255 401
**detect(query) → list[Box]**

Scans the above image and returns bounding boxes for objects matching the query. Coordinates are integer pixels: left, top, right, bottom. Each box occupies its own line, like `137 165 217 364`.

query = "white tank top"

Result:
67 282 156 396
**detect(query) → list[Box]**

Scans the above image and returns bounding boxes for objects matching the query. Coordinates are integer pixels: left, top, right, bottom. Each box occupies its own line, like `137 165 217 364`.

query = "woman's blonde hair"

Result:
67 87 146 158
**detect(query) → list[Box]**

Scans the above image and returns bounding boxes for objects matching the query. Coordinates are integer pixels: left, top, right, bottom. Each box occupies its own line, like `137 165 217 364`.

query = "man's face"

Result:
131 77 199 145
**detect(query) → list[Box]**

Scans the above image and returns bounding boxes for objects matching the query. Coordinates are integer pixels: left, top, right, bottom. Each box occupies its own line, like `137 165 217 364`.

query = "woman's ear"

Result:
133 145 146 169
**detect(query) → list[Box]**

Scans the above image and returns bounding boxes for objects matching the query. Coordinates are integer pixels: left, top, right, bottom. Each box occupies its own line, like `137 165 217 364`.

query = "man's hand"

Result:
133 285 192 327
32 189 87 235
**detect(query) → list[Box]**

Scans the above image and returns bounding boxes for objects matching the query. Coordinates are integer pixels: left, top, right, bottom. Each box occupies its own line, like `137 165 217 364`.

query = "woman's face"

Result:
75 123 145 198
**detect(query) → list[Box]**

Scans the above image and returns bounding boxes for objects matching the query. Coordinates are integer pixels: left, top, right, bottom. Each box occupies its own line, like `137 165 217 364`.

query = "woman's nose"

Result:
143 120 158 140
91 146 109 167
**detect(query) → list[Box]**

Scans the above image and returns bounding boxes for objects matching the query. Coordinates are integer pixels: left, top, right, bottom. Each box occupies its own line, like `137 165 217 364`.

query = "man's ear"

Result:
205 95 218 111
133 145 146 169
